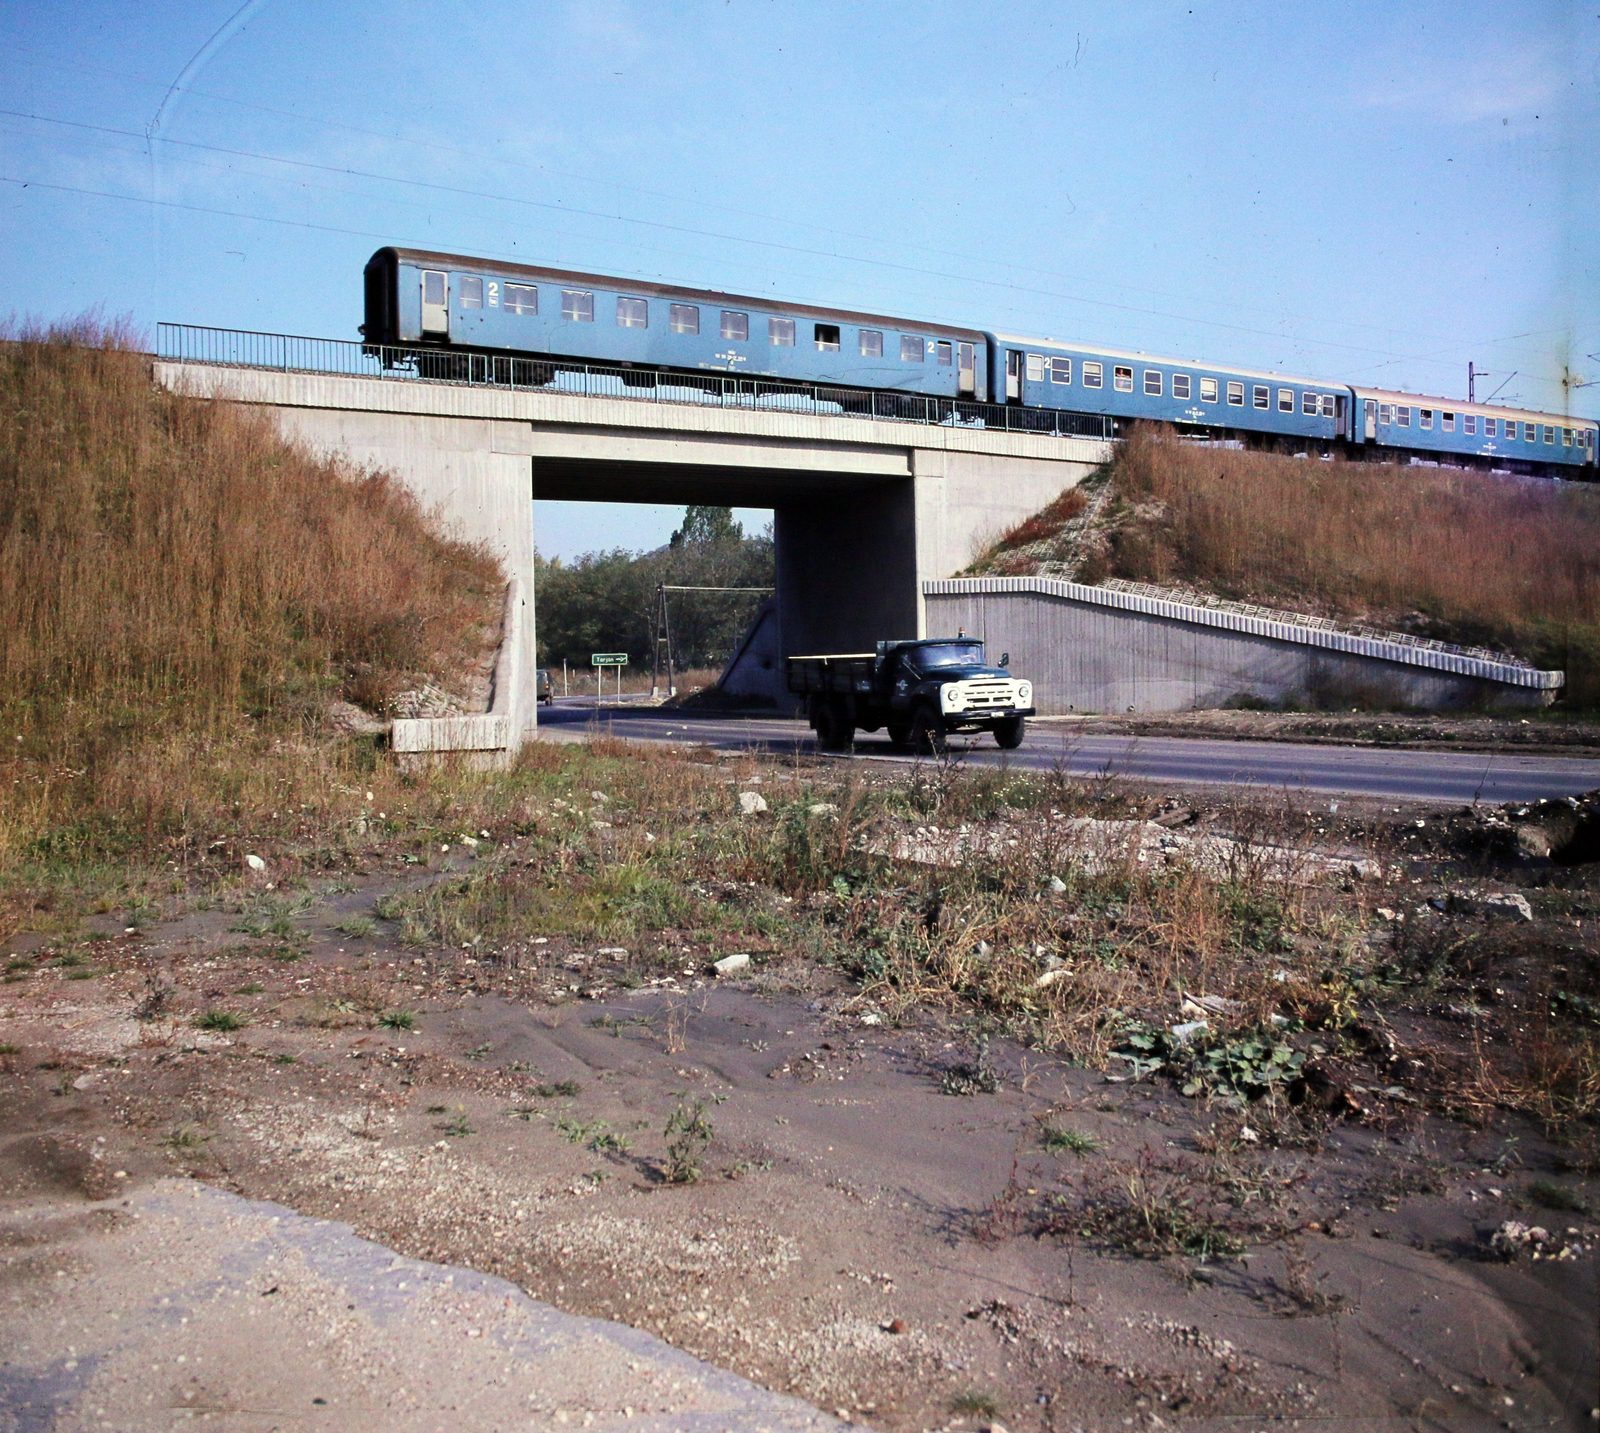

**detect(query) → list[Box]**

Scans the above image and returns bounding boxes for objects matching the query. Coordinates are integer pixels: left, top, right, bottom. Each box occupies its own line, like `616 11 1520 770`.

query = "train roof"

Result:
1347 385 1598 431
986 331 1344 391
375 248 986 342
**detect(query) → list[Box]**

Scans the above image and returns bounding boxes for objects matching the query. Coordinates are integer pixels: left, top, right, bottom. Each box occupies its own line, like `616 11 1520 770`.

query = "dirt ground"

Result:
2 765 1597 1433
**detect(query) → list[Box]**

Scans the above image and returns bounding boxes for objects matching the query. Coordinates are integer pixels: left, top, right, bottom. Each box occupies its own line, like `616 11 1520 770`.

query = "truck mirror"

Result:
999 652 1010 668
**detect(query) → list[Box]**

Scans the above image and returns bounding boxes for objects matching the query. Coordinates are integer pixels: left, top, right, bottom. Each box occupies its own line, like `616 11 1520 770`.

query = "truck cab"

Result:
788 638 1035 752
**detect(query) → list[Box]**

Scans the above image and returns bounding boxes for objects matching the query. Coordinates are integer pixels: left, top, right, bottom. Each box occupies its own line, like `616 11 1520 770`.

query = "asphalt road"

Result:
538 700 1600 805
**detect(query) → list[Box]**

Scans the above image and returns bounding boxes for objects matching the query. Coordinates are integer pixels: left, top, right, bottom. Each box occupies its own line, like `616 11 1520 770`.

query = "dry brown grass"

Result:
0 319 503 746
1102 424 1600 697
0 319 504 867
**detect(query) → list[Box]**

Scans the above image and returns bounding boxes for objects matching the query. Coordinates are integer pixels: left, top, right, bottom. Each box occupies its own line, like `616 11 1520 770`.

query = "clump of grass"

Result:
0 1041 19 1055
235 982 264 995
532 1079 582 1098
442 1110 474 1138
378 1009 414 1030
194 1009 245 1032
663 1092 718 1184
337 915 376 940
940 1035 1001 1096
950 1390 1000 1418
167 1122 207 1148
1040 1125 1100 1155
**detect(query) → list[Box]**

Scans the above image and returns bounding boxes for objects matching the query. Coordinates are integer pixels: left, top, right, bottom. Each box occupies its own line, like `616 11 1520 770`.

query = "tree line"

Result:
534 507 775 675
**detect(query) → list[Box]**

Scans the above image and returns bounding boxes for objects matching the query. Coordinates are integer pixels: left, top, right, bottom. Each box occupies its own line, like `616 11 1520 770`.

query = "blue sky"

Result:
3 1 1595 558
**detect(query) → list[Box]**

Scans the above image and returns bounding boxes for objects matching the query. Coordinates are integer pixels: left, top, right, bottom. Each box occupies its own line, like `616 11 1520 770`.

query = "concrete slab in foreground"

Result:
1 1179 843 1432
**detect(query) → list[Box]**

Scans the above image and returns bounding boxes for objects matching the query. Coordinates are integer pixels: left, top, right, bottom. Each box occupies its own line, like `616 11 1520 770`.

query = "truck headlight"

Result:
942 686 965 712
1018 682 1032 706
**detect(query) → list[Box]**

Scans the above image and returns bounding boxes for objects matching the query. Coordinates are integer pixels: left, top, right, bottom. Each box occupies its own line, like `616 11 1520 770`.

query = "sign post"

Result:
591 653 628 706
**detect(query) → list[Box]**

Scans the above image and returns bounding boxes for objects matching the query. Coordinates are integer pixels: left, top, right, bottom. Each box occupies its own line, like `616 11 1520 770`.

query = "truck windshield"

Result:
910 642 986 671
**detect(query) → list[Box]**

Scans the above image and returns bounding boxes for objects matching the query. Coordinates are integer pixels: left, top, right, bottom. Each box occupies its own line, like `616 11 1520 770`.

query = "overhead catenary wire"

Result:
0 105 1570 379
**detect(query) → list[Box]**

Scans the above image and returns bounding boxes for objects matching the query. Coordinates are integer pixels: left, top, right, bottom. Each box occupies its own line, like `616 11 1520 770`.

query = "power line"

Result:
7 42 1475 344
4 106 1416 360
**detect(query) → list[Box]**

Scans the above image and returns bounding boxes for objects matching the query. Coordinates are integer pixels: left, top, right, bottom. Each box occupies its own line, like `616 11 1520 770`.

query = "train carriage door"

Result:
1363 398 1377 442
421 270 449 335
958 342 975 397
1005 350 1023 404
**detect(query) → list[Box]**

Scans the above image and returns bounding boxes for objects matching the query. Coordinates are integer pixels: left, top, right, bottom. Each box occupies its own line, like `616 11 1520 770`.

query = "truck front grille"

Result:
962 682 1016 709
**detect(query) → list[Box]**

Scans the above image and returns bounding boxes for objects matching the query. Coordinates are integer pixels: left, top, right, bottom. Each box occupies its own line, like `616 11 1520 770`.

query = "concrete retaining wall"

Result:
924 577 1563 713
393 579 529 768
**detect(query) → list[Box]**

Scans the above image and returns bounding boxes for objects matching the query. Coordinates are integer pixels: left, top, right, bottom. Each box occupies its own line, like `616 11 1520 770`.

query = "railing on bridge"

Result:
155 323 1114 442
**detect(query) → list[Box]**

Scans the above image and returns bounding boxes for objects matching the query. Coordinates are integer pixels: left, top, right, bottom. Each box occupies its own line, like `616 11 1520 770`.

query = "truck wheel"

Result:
886 719 912 748
910 705 947 755
813 702 854 752
993 715 1025 750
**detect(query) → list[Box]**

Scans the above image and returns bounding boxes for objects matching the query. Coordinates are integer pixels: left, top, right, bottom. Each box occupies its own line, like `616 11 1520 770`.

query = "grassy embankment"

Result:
971 424 1600 704
0 323 503 895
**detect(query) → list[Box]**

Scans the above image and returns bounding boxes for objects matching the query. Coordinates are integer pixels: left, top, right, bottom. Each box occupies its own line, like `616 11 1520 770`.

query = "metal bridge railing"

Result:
155 323 1114 442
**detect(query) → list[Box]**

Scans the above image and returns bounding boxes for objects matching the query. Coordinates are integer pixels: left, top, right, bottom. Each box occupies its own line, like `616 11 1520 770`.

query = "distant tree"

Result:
670 505 742 548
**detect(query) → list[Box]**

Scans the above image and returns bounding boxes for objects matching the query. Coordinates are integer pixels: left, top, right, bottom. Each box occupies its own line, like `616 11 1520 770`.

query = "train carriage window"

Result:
1026 354 1044 382
423 271 446 307
1172 374 1190 400
936 341 953 367
1050 357 1072 384
1252 385 1269 409
1464 414 1476 435
1524 422 1537 442
1278 388 1293 412
1543 425 1555 444
669 303 699 334
815 323 841 352
901 335 924 362
720 311 748 341
562 289 594 322
1443 412 1455 432
1302 391 1318 415
617 296 648 328
505 283 538 315
1227 381 1244 406
1483 417 1496 438
1082 361 1104 389
1321 394 1336 417
769 317 795 346
859 329 883 357
1200 376 1218 402
1398 407 1410 426
1144 370 1162 396
1114 366 1134 392
460 276 484 309
1420 409 1433 430
1563 428 1573 446
1379 403 1394 424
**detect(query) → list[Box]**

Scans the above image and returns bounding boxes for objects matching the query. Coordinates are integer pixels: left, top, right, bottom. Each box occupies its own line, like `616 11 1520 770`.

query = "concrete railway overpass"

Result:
154 326 1561 759
154 327 1107 749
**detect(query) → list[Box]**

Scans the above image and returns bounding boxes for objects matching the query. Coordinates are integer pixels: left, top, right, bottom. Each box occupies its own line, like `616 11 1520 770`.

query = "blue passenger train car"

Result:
982 332 1347 445
363 247 988 399
1350 386 1598 474
358 246 1597 477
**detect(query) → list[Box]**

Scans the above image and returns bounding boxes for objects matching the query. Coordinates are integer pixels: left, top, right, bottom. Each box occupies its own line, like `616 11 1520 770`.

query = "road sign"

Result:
591 653 629 667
